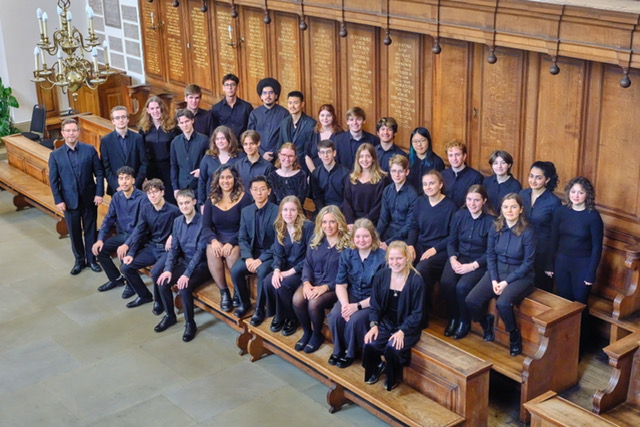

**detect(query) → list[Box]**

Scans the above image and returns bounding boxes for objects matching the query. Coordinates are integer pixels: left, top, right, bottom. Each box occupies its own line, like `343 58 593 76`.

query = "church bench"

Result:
524 391 621 427
425 289 584 423
592 330 640 425
246 320 477 426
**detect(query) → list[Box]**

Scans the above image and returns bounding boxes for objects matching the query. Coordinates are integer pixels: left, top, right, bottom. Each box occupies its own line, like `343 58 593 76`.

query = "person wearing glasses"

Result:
309 139 349 214
210 73 253 138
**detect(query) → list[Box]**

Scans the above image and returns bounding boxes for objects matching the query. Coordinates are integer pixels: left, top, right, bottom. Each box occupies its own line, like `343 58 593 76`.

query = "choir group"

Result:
49 74 604 391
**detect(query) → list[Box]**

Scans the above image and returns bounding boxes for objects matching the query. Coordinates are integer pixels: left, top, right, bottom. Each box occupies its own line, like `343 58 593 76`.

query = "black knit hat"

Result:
256 78 281 99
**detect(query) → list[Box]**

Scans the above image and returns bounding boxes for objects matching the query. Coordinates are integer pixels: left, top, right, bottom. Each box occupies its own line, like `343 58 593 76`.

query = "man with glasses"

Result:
247 78 289 162
309 139 349 214
100 106 147 195
210 73 253 138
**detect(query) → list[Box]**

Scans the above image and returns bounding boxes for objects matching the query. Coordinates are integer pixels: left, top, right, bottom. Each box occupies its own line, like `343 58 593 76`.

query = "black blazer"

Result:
238 202 279 262
100 130 147 193
49 142 104 209
278 113 317 167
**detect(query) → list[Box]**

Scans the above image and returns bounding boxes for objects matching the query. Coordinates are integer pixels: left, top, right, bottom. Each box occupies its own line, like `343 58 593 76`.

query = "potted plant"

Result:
0 77 20 137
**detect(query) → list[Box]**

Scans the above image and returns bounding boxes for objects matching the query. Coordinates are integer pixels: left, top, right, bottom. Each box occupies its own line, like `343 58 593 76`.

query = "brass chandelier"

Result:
32 0 114 98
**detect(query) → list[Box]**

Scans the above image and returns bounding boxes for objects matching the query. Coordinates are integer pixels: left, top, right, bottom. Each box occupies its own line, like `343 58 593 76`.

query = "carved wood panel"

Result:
161 0 188 85
307 17 340 119
345 23 378 134
187 0 214 93
274 13 303 101
240 7 270 106
139 0 164 79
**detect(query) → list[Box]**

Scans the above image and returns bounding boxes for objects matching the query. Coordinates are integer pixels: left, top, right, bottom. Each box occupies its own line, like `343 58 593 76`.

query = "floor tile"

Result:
84 395 197 427
0 383 80 427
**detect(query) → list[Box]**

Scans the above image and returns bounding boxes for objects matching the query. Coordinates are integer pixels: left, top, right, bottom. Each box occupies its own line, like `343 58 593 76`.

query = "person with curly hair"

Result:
198 125 244 203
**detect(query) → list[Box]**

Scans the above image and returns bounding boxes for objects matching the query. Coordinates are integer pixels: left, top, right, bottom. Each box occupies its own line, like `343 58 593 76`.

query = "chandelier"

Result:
32 0 114 98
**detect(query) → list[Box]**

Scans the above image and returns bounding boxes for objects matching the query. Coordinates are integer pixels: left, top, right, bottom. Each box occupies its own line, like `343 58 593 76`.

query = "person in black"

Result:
278 91 317 174
155 189 211 342
92 166 146 297
120 179 181 310
441 140 484 207
363 241 424 391
138 96 179 204
264 196 314 336
100 106 147 196
342 143 387 226
292 206 350 353
465 193 536 356
376 155 417 248
407 127 445 192
375 117 408 174
309 139 349 214
483 150 521 213
235 130 275 193
184 84 214 137
247 78 289 162
334 107 380 170
48 118 104 275
305 104 342 173
440 185 495 340
231 176 279 322
519 161 561 292
267 143 308 204
170 109 209 203
407 170 457 327
210 73 253 138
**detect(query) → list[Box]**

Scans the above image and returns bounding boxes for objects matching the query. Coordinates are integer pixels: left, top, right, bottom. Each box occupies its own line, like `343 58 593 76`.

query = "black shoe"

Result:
384 378 399 391
336 356 354 369
126 296 153 308
453 321 471 340
154 315 177 332
282 318 299 336
232 292 240 308
250 308 265 327
220 288 232 312
479 314 495 342
89 262 102 273
183 323 197 342
509 329 522 356
97 277 125 292
295 333 310 351
70 262 86 275
234 303 250 318
366 362 385 384
444 318 457 337
270 317 285 333
328 353 342 366
152 301 164 316
304 334 323 354
121 284 135 299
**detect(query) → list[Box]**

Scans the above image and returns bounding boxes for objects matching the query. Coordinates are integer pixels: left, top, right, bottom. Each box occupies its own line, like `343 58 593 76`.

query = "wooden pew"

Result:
425 289 584 423
589 245 640 344
592 330 640 425
525 391 620 427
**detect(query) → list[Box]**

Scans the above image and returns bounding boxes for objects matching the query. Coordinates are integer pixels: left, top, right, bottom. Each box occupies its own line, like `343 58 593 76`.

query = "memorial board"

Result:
188 1 213 91
346 24 377 133
214 3 239 80
309 18 339 116
140 0 163 78
103 0 122 29
162 0 187 84
275 13 302 101
241 8 269 105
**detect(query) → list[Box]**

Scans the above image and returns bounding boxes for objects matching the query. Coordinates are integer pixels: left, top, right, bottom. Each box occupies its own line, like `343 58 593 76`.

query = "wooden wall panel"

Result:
345 24 379 134
161 0 188 85
533 56 586 191
240 8 270 106
432 39 470 158
307 18 340 118
595 66 640 219
187 0 214 93
385 30 421 150
476 46 525 176
214 3 239 81
139 0 164 80
274 13 303 100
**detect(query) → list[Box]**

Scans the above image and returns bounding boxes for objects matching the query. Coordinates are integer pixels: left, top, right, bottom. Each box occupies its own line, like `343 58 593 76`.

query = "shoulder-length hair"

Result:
138 96 176 133
274 196 308 245
350 218 381 251
274 142 301 170
349 143 387 184
494 193 528 236
315 104 342 134
409 127 435 166
563 176 597 211
310 205 350 250
386 241 418 275
206 125 240 158
466 184 495 216
209 165 244 204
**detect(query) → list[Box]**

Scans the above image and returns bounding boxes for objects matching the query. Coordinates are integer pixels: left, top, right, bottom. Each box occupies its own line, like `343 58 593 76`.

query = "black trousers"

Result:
156 257 211 325
534 251 554 292
148 160 175 205
465 265 535 332
263 271 301 319
230 258 273 308
362 322 420 386
415 249 447 326
439 258 486 321
64 200 97 264
96 233 128 281
120 243 166 300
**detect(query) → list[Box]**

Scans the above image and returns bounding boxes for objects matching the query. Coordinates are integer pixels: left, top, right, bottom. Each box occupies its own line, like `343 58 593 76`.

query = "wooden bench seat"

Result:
425 289 584 423
525 391 620 426
246 320 470 426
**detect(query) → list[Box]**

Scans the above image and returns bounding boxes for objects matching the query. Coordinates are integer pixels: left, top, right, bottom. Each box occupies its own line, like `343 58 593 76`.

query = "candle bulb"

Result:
92 47 99 73
42 12 49 38
37 8 44 37
67 11 73 37
40 48 46 68
228 25 233 41
34 47 40 71
86 6 94 36
102 40 110 66
57 6 63 31
57 51 64 74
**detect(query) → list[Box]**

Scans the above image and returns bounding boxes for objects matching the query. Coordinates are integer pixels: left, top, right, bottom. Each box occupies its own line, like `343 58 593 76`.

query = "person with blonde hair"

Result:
328 218 386 368
363 241 424 391
292 206 350 353
264 196 314 336
267 143 308 204
342 143 388 225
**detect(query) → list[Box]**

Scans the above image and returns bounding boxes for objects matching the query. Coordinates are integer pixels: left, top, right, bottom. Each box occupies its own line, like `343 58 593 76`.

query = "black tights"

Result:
292 287 337 341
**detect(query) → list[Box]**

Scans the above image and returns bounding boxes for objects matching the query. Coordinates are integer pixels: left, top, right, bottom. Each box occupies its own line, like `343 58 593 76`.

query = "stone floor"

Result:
0 188 611 426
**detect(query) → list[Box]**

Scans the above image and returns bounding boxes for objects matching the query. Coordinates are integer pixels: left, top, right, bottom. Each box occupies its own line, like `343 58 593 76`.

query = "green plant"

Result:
0 77 20 137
